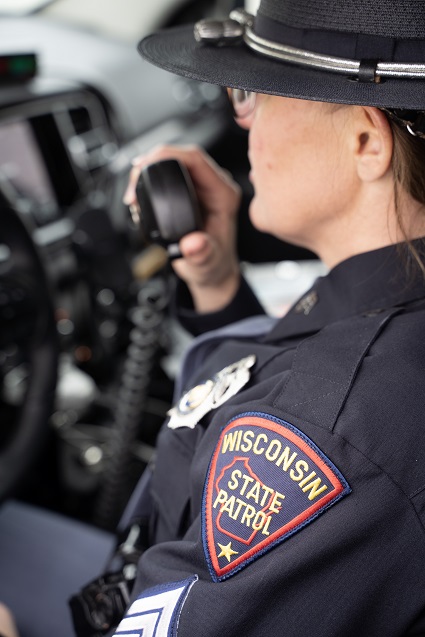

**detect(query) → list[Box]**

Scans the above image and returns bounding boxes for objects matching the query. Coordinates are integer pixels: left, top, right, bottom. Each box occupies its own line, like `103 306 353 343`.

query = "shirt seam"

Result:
305 418 425 536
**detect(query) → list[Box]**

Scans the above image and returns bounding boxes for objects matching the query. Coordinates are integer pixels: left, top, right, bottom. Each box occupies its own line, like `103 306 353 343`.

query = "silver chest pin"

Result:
167 355 256 430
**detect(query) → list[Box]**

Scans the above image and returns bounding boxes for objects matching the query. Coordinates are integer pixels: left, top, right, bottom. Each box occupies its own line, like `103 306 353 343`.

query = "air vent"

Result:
66 104 118 173
69 106 93 135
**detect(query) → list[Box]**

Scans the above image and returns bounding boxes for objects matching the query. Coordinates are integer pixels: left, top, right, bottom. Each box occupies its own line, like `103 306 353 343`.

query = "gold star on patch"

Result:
217 542 239 563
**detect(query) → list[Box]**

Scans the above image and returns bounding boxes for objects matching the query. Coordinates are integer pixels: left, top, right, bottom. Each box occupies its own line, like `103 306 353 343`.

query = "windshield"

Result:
0 0 201 41
0 0 56 15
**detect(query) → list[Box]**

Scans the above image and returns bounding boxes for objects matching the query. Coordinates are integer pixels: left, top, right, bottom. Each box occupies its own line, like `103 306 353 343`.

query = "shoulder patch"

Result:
203 412 350 581
113 576 197 637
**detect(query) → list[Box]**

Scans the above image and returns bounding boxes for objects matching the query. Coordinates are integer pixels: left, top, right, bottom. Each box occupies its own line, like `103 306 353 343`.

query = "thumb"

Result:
179 232 212 261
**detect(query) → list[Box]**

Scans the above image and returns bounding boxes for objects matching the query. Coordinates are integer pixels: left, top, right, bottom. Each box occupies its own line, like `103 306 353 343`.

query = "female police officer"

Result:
115 0 425 635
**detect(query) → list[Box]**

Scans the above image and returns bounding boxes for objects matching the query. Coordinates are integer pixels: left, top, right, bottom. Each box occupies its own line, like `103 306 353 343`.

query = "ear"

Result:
353 107 393 182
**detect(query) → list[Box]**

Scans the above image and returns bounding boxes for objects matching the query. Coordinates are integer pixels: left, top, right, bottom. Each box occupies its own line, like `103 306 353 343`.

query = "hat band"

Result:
254 14 425 64
228 9 425 82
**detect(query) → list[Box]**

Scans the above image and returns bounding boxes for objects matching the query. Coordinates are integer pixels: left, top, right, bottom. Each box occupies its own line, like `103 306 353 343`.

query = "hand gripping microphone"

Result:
132 159 203 258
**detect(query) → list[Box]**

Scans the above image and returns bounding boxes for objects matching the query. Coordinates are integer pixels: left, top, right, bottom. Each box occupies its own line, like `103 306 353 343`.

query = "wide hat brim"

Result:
139 24 425 110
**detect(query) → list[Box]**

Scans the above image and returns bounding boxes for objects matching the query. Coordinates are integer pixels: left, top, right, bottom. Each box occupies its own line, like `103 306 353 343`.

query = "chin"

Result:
248 197 269 233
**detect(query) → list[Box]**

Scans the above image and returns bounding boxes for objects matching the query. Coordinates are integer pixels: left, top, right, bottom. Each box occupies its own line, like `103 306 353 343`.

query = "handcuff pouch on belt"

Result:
69 519 148 637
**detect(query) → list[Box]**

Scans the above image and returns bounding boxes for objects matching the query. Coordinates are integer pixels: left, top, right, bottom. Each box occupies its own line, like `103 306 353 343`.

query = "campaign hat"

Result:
138 0 425 110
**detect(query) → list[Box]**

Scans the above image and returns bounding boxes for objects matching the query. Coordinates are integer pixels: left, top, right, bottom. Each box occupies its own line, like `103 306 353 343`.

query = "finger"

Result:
122 147 169 204
179 232 211 260
0 604 18 637
123 145 236 205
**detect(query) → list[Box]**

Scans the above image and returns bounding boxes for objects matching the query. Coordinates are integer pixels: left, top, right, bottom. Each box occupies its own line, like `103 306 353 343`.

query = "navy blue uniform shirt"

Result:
113 242 425 637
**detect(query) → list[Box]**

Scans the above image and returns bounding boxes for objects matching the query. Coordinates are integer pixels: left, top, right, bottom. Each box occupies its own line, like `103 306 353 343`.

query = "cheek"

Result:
248 133 297 231
250 130 282 189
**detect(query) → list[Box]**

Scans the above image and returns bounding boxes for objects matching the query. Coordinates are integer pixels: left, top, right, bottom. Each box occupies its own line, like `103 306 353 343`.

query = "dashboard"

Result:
0 84 116 224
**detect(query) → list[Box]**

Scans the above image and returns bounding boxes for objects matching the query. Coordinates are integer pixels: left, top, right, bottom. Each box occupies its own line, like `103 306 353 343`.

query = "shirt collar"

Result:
264 240 425 343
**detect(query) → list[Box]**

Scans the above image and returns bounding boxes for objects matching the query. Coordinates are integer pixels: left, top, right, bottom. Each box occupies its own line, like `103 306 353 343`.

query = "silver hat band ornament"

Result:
167 355 256 430
194 8 425 84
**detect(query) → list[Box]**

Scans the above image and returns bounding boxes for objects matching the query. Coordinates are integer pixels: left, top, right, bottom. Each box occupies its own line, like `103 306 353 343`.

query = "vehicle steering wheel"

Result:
0 204 58 502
